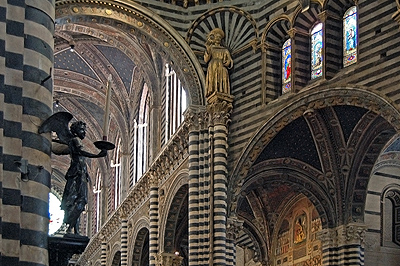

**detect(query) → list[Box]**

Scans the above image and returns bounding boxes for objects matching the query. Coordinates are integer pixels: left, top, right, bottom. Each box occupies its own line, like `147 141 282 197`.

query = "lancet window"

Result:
343 6 357 67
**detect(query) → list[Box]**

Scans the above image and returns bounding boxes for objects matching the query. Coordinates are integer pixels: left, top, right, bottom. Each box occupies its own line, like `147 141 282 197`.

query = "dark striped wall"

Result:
1 0 54 265
133 0 400 178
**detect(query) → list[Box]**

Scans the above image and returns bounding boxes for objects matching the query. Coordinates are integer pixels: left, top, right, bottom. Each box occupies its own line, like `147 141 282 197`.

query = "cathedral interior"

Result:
1 0 400 266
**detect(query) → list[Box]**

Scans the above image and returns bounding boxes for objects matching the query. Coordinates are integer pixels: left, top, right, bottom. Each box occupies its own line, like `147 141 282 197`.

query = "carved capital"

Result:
184 105 207 131
149 170 160 187
227 216 244 240
317 223 366 247
206 93 234 126
156 252 183 266
338 223 367 245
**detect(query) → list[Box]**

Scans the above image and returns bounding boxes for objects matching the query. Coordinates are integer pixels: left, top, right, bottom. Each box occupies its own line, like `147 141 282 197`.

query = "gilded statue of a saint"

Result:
204 28 233 97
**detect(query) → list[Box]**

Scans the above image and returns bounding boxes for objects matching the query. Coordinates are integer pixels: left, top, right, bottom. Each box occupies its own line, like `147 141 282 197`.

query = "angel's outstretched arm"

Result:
69 138 107 158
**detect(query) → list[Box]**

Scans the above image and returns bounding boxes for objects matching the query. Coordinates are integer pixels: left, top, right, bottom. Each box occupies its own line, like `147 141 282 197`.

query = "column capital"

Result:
226 216 244 240
156 252 183 266
183 105 207 131
206 92 234 126
317 223 367 246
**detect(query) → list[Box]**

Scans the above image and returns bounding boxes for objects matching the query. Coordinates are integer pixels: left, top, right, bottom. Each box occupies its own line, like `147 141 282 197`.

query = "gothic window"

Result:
282 38 292 94
343 6 357 67
112 138 122 208
130 84 149 187
164 64 187 144
93 169 102 233
311 23 323 79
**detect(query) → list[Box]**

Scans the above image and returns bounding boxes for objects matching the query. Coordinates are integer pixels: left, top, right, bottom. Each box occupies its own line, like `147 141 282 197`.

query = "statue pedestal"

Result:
48 235 89 266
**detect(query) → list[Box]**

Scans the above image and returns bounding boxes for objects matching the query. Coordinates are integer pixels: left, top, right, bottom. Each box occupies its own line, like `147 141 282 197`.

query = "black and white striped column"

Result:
226 217 243 266
318 223 366 266
199 114 210 266
101 235 107 266
2 0 54 265
149 173 159 266
121 213 129 266
186 106 201 266
206 94 234 266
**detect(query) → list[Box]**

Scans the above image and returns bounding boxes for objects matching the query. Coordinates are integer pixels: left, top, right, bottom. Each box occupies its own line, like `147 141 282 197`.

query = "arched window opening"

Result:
311 23 323 79
343 6 357 67
164 64 187 145
112 138 122 208
130 84 149 188
383 188 400 247
282 38 292 94
93 169 102 233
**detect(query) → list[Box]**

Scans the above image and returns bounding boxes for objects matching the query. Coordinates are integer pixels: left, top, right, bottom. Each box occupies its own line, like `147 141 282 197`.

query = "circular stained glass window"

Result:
49 193 64 235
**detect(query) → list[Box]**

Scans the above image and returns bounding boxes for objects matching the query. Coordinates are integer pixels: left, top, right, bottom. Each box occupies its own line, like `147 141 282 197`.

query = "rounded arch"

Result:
158 170 189 250
323 0 358 16
229 87 400 224
242 158 335 228
128 217 150 266
292 2 322 32
162 184 189 254
262 16 292 46
108 243 121 266
186 6 259 56
55 0 205 106
130 226 149 266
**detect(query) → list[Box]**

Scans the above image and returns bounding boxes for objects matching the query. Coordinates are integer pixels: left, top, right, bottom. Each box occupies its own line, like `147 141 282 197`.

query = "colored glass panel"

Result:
282 38 291 94
311 23 323 79
343 6 357 67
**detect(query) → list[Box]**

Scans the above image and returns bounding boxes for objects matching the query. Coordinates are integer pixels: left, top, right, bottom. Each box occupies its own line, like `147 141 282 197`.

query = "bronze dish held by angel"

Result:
39 112 115 235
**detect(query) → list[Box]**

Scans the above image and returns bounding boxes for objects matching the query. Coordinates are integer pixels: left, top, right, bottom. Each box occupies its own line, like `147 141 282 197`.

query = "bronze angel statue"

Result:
39 112 115 235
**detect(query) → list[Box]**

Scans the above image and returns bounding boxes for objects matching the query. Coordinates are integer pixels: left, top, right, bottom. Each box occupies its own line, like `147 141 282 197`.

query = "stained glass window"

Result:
282 38 292 94
311 23 323 79
343 6 357 67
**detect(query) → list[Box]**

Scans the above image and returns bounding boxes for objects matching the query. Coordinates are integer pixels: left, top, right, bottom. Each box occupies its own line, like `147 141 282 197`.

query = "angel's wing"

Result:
38 112 74 144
